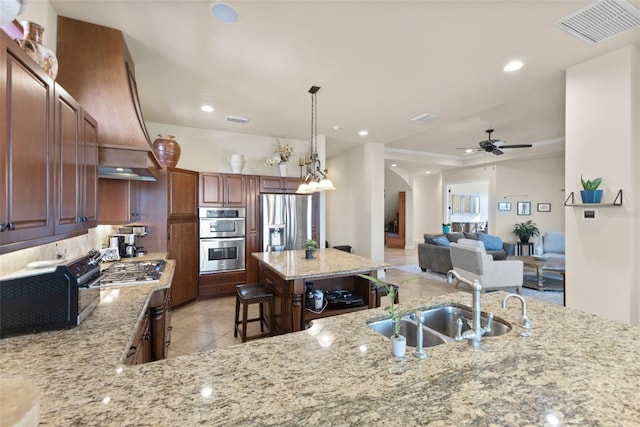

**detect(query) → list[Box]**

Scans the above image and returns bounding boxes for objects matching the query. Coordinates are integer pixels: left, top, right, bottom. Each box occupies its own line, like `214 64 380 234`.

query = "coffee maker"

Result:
109 233 137 258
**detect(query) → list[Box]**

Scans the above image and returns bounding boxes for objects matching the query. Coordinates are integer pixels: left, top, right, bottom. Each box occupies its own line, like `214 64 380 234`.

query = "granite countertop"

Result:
252 248 389 280
1 271 639 424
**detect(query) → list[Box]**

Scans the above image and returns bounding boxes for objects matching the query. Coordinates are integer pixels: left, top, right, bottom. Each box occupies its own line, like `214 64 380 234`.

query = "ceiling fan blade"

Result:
491 148 504 155
501 144 533 149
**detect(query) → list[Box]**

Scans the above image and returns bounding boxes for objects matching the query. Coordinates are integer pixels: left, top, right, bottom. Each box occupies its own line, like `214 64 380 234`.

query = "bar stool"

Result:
234 283 275 343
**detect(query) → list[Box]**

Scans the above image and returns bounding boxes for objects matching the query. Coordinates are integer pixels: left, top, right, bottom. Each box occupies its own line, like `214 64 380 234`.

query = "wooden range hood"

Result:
56 16 160 181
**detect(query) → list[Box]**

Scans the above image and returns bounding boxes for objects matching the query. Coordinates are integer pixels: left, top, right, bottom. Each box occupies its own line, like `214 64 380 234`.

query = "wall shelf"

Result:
564 189 623 207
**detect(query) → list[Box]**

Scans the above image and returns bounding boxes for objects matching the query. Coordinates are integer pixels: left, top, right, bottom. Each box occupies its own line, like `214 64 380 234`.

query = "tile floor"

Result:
168 247 457 358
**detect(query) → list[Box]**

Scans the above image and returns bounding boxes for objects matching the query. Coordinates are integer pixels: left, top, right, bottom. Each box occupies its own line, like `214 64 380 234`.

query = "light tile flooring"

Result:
168 247 457 358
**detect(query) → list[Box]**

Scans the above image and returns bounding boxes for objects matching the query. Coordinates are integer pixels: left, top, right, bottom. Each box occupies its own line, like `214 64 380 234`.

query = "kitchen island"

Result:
252 248 389 333
1 280 640 424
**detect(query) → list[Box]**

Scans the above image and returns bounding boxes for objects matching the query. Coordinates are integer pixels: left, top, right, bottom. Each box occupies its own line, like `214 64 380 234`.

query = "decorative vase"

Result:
305 249 314 259
391 335 406 358
278 162 287 177
580 189 603 204
443 225 451 234
152 134 181 168
16 21 58 80
228 154 245 174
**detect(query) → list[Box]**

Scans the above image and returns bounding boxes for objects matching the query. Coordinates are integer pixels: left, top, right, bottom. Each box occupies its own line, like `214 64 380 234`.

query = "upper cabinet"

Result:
53 84 98 234
55 16 160 180
0 30 55 246
259 177 305 194
199 173 246 207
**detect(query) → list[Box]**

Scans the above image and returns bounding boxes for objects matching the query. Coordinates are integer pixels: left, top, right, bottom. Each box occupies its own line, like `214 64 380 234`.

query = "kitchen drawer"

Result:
198 271 246 298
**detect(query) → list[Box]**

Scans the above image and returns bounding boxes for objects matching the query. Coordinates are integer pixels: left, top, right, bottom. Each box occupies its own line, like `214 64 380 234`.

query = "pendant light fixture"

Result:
297 86 336 194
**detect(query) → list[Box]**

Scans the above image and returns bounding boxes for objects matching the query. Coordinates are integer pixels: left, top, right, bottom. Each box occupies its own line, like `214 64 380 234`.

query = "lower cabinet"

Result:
124 288 171 365
199 271 246 298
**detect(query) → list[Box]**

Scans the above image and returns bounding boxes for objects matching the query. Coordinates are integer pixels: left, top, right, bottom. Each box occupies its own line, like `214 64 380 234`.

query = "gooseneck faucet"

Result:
502 293 531 330
447 270 494 348
412 311 428 360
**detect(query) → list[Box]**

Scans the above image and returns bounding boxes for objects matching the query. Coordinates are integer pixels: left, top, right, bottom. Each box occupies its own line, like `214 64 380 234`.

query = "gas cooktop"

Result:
98 259 166 287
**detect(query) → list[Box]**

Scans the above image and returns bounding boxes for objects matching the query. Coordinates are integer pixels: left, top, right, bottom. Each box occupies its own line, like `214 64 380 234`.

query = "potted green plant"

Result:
358 274 408 357
512 220 540 243
303 239 318 259
442 223 451 234
580 176 603 204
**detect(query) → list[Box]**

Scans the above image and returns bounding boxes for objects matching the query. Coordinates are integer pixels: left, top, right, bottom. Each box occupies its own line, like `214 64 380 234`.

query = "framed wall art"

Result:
498 202 511 211
517 202 531 216
537 203 551 212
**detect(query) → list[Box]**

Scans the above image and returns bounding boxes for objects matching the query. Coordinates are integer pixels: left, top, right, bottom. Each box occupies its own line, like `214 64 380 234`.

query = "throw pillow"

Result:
477 233 503 251
432 236 450 247
424 234 445 245
543 232 565 254
463 232 478 240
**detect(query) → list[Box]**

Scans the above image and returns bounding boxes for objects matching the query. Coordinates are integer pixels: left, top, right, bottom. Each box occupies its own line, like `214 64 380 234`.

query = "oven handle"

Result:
200 237 245 242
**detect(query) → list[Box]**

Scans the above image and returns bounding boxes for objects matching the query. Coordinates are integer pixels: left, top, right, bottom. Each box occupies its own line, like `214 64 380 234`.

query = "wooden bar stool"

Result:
234 283 275 343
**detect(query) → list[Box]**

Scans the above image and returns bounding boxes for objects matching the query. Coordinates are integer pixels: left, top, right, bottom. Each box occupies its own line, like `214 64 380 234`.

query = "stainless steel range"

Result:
98 260 166 286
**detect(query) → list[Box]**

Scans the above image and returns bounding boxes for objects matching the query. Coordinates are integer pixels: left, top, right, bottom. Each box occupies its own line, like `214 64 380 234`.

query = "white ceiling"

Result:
49 0 640 173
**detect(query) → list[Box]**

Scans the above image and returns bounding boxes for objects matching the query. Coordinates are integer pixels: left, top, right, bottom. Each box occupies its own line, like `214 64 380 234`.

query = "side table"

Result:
516 241 534 256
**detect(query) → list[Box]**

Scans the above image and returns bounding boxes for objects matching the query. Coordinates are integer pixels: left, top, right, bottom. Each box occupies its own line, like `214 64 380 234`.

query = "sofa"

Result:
418 232 516 274
539 231 565 260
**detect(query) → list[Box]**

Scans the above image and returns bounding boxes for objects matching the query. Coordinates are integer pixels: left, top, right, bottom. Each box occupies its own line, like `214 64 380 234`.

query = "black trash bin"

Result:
333 245 352 253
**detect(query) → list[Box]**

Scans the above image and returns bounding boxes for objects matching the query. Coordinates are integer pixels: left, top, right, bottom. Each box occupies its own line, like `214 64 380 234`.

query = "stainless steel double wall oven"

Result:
198 207 246 273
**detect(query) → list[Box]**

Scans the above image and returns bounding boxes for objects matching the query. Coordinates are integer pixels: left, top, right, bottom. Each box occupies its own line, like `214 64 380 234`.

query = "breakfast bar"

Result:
252 248 389 333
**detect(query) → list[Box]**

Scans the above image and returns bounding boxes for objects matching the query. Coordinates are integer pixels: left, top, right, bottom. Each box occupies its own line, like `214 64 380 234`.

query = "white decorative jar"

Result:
228 154 245 174
278 162 287 177
391 335 406 358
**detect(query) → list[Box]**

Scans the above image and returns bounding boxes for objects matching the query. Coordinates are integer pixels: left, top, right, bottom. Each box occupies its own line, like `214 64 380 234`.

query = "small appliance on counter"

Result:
0 250 103 338
109 233 138 258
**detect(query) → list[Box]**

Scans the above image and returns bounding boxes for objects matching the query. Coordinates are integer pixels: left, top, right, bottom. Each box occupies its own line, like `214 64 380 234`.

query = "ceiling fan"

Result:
459 129 533 155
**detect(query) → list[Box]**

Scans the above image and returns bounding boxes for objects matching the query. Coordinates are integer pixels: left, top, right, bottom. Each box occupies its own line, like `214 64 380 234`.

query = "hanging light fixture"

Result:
297 86 336 194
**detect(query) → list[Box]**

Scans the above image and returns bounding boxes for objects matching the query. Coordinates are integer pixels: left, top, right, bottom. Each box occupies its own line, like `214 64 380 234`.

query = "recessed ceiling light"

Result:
201 105 214 113
504 60 523 72
359 130 368 136
465 149 474 153
391 164 397 167
425 171 431 174
211 2 239 22
332 125 341 130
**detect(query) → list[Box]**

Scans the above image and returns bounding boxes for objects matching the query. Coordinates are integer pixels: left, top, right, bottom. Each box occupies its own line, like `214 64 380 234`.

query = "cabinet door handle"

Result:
8 223 15 231
0 223 6 232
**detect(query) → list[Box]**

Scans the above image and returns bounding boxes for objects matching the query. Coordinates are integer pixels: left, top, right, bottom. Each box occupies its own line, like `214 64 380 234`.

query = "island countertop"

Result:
1 277 640 424
251 248 389 280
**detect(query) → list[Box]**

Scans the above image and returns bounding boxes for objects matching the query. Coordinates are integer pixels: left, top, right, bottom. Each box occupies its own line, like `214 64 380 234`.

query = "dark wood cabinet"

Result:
0 30 55 246
245 175 260 284
168 220 198 306
53 85 98 234
125 309 151 365
149 288 172 361
168 169 198 220
199 270 246 298
129 180 141 222
199 173 246 207
259 177 304 194
97 179 132 224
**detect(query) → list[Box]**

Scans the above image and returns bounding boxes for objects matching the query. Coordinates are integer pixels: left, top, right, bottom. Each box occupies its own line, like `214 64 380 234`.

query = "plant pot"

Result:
580 189 603 204
305 249 314 259
391 335 406 358
519 235 530 243
443 226 451 234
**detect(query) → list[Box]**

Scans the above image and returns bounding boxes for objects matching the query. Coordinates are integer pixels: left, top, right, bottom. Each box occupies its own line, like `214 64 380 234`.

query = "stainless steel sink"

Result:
367 304 511 347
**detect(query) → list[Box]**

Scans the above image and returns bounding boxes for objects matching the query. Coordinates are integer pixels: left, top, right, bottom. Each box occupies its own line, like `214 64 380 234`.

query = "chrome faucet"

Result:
502 293 531 331
447 270 493 348
411 311 428 360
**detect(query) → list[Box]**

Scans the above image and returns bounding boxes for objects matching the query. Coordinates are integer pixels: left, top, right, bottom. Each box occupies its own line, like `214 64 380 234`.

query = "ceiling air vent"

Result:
225 115 249 124
555 0 640 44
410 112 438 123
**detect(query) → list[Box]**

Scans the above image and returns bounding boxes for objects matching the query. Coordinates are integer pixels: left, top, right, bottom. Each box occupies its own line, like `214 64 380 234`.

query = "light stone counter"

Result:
1 271 639 425
252 248 389 280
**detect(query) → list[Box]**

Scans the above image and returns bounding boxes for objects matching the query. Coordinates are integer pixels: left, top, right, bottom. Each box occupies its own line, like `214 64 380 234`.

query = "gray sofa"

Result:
418 232 515 274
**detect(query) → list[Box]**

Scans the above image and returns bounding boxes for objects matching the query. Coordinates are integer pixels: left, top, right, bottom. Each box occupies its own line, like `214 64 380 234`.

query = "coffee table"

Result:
509 256 566 290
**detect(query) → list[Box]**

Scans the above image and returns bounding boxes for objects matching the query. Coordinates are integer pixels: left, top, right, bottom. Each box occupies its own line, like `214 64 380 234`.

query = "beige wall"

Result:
565 46 640 324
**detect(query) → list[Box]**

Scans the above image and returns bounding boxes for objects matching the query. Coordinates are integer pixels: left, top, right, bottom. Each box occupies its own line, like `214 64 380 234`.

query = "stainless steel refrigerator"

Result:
260 194 313 252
